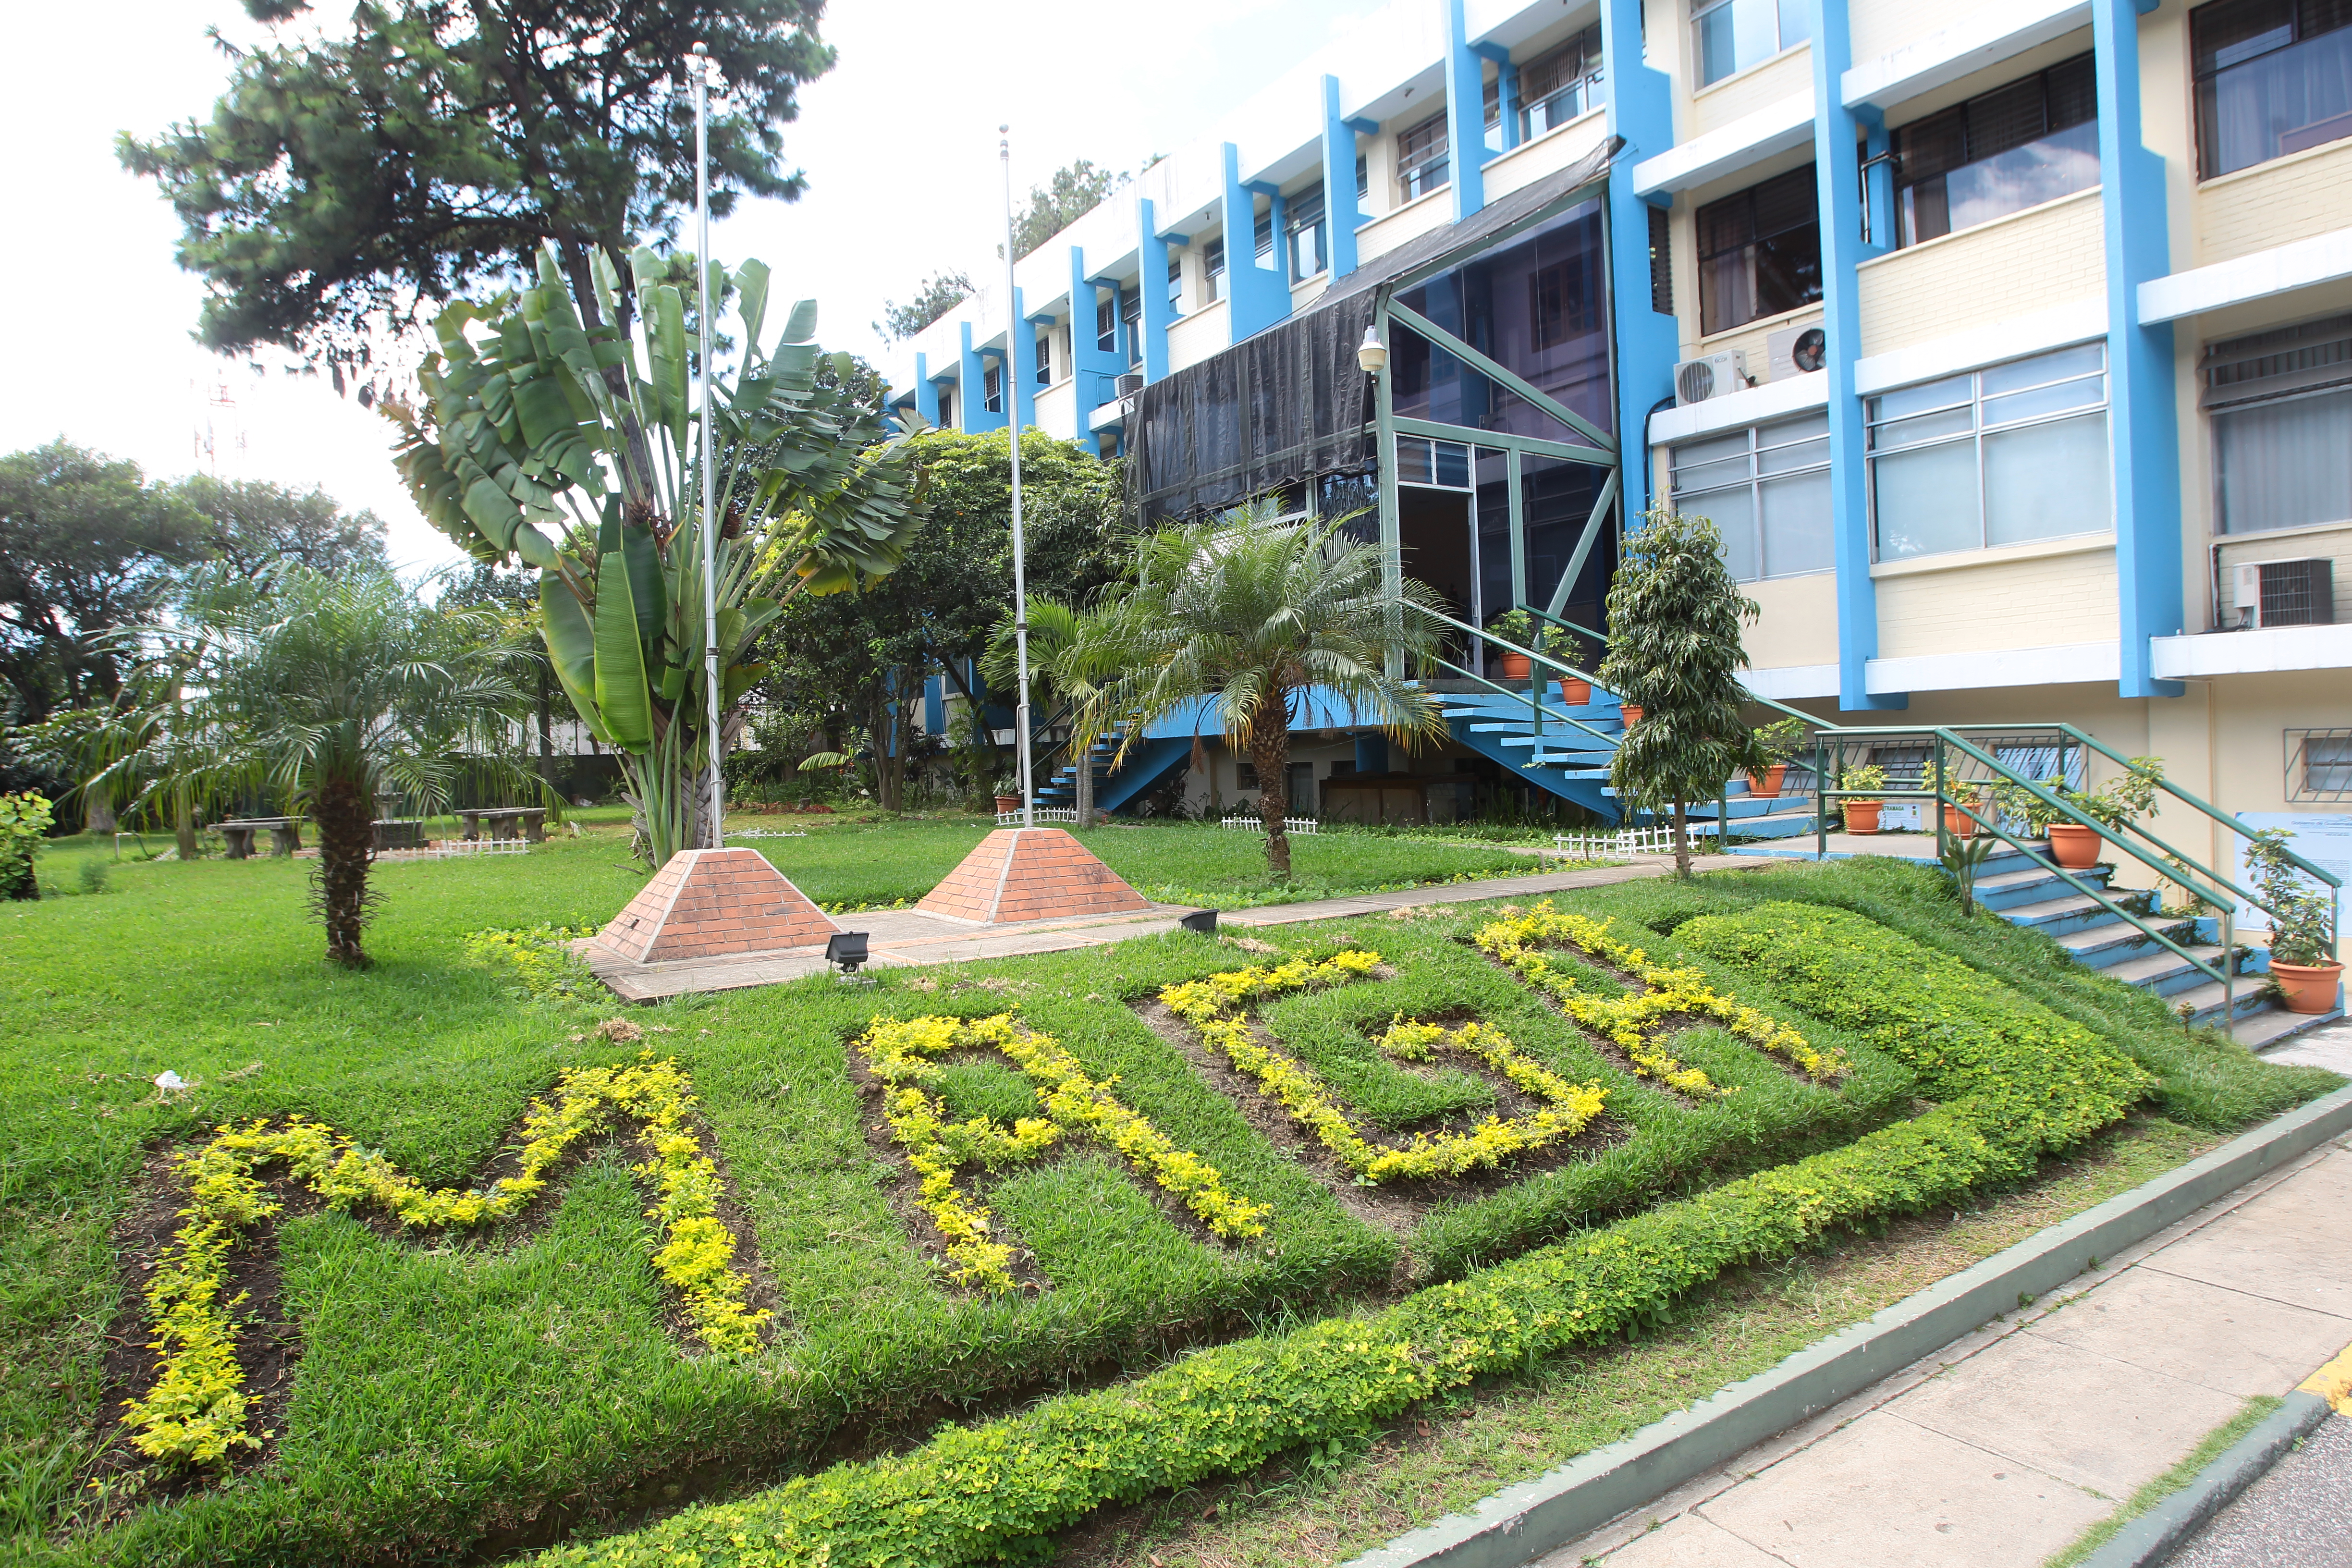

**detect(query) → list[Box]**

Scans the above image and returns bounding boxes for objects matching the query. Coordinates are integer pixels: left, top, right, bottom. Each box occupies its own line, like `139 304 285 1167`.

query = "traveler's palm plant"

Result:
1078 501 1446 874
386 242 926 862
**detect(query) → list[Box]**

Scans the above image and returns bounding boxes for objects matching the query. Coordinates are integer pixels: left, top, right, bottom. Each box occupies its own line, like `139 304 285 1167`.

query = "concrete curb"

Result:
1341 1084 2352 1568
2073 1392 2334 1568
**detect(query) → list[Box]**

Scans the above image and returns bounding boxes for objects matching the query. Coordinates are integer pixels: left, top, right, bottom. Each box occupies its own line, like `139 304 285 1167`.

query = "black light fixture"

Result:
1179 909 1218 935
825 930 873 983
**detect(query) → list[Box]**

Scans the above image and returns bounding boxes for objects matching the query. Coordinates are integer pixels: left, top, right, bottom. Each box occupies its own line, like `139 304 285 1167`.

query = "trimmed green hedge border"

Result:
537 903 2149 1568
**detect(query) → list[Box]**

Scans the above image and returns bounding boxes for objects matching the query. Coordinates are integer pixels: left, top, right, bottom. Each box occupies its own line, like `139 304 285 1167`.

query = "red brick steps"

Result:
915 828 1151 925
592 847 840 965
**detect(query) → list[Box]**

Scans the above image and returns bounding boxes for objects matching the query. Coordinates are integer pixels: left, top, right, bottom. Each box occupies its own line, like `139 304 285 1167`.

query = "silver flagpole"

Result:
694 44 724 848
1002 125 1034 831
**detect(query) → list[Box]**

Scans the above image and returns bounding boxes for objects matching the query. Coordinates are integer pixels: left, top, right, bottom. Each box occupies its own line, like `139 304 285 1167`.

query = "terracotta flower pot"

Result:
1843 800 1883 834
1619 703 1644 726
1496 651 1533 681
992 794 1021 814
2046 822 2103 869
2271 959 2345 1015
1556 677 1592 706
1942 803 1979 838
1746 763 1788 800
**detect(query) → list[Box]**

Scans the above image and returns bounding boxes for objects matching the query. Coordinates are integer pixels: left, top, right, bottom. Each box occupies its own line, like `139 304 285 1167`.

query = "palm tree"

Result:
1081 501 1446 876
983 599 1122 827
78 567 547 966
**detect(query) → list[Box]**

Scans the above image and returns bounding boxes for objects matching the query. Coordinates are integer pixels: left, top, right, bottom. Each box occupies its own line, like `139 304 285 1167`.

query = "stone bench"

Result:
453 807 549 844
373 819 427 853
219 818 301 859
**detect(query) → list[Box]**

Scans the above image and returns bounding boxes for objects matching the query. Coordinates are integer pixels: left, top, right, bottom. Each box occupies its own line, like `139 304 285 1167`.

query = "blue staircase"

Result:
1034 733 1193 815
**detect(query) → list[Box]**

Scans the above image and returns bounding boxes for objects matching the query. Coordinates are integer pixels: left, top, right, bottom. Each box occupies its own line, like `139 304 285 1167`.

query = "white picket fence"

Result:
1551 825 1680 859
1222 815 1319 835
995 807 1083 826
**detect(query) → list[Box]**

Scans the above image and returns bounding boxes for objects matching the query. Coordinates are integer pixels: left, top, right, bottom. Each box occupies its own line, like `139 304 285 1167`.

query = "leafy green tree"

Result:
389 245 926 862
1599 508 1765 878
179 475 390 579
438 562 577 792
875 272 973 344
984 599 1121 824
1079 501 1445 875
1007 160 1122 260
120 0 834 371
0 441 203 727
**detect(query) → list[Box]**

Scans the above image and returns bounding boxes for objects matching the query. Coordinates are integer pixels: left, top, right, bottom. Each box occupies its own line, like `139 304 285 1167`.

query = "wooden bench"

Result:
219 818 301 859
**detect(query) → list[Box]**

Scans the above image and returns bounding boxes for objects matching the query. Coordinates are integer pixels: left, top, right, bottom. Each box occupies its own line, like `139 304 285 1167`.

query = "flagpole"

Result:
694 43 724 849
1002 125 1034 831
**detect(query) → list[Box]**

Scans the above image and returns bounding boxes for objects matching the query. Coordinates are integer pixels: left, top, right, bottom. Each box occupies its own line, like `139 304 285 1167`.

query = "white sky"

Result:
0 0 1386 575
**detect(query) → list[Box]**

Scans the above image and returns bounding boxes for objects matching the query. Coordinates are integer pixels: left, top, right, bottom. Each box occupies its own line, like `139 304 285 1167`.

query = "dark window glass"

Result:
1167 256 1183 314
1035 334 1052 386
1894 54 2100 244
1254 201 1274 262
1096 291 1116 353
1285 183 1329 280
1696 166 1822 336
937 388 954 429
1397 113 1451 201
1356 153 1370 200
1121 287 1141 364
2192 0 2352 177
1204 236 1228 302
982 364 1003 415
1519 25 1606 137
1647 203 1674 315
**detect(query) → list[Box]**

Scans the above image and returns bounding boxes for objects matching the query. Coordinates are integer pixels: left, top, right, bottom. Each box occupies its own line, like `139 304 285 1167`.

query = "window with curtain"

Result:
1670 412 1834 581
2203 314 2352 533
1868 342 2112 561
1286 184 1329 281
1397 114 1451 201
1693 0 1810 86
1519 26 1606 138
2193 0 2352 178
1696 166 1822 335
1892 55 2099 246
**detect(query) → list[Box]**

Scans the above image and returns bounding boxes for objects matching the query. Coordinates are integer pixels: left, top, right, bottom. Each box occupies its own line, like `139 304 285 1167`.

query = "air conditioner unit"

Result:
1766 324 1827 380
1674 351 1751 406
1113 372 1145 398
2232 559 2336 628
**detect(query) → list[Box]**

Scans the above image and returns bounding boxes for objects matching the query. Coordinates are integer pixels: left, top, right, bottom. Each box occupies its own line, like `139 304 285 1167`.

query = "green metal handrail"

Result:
2058 723 2344 894
1425 656 1623 751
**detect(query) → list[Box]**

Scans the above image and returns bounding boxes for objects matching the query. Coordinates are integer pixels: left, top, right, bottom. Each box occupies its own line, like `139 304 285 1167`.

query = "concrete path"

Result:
2167 1413 2352 1568
583 855 1764 1001
1535 1128 2352 1568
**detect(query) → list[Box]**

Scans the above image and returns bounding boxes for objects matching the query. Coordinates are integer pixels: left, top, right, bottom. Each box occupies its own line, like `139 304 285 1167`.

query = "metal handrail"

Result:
1425 657 1622 751
2058 723 2343 894
1422 606 1592 682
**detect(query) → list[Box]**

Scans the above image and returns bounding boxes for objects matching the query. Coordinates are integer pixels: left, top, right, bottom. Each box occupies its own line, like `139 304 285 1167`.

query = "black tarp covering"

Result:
1128 136 1620 521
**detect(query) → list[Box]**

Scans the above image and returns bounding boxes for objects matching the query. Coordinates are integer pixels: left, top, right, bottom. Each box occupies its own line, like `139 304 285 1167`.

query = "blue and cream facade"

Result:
892 0 2352 833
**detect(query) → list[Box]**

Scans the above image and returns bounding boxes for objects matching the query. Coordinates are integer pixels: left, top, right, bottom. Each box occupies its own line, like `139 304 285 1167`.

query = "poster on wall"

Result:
2231 812 2352 935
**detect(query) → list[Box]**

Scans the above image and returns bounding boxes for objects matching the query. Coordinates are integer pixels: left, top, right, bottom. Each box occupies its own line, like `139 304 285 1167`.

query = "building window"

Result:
936 387 954 429
1167 255 1184 317
1096 291 1117 354
1356 152 1370 201
1121 287 1142 364
981 363 1003 415
1693 0 1811 87
1892 55 2099 246
1397 113 1450 202
1670 412 1833 581
1647 204 1674 314
1253 202 1275 265
2289 729 2352 801
1519 24 1606 136
2193 0 2352 178
1868 342 2111 561
1696 166 1820 336
2203 314 2352 534
1035 332 1053 386
1286 184 1329 280
1204 236 1228 303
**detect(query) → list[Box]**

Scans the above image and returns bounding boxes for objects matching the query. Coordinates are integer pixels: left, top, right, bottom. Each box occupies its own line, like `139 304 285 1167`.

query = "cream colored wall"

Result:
1696 305 1825 377
1032 379 1075 443
1166 300 1231 374
2216 524 2352 625
1689 46 1812 136
2193 141 2352 266
1482 111 1611 202
1744 573 1840 670
1874 541 2119 658
1857 188 2105 355
1357 186 1455 267
1847 0 1954 66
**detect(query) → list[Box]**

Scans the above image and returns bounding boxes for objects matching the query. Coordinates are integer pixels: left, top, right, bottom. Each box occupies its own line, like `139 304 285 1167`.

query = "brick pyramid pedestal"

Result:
916 827 1151 924
592 847 840 965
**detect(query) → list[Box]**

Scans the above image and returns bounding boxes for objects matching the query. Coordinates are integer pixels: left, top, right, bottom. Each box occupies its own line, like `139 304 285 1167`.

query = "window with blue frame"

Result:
2193 0 2352 177
1693 0 1810 87
1396 113 1450 202
1868 342 2112 561
1892 55 2099 246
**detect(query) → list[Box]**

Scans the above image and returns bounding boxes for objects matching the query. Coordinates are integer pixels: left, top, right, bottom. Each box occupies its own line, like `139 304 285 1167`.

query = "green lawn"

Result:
0 835 2336 1566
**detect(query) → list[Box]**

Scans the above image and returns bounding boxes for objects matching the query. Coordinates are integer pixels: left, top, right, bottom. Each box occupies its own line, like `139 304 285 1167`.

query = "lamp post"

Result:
1002 125 1035 830
692 42 724 849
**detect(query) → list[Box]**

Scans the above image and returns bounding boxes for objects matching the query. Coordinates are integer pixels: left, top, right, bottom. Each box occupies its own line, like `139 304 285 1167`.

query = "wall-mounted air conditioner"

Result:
1767 325 1827 380
1673 351 1751 406
1114 372 1145 399
2232 559 2336 628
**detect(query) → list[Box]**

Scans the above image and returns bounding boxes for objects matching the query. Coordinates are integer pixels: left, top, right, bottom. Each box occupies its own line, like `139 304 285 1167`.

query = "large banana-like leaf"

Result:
539 572 615 746
619 525 667 650
592 553 653 752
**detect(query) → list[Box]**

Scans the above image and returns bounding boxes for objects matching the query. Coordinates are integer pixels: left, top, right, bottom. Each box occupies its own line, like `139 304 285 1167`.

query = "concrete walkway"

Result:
584 855 1765 1001
1535 1125 2352 1568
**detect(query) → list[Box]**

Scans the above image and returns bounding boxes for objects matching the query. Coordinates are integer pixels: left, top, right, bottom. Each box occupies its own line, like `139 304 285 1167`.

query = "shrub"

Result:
0 792 51 901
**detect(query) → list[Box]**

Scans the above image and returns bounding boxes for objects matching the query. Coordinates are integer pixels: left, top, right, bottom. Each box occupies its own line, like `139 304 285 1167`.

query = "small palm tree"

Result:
1081 501 1446 876
83 567 546 966
983 599 1123 826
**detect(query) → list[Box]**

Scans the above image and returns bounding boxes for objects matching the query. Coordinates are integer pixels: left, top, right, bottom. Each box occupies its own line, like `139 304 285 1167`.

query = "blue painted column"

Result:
924 675 943 735
1009 286 1039 434
1137 195 1176 382
2093 0 2184 699
1443 0 1487 220
1222 145 1292 341
1602 0 1677 525
1068 245 1125 454
912 352 940 426
959 320 1004 433
1474 43 1520 151
1321 75 1367 278
1809 0 1905 711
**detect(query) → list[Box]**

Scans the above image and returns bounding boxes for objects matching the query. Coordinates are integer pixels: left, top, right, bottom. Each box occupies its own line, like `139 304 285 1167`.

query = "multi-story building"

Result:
885 0 2350 887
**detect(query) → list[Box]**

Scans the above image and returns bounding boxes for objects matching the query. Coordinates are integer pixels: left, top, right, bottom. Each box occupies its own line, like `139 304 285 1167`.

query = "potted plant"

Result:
2245 828 2343 1014
1544 634 1591 705
1839 763 1887 834
1746 718 1808 799
1942 782 1992 840
1487 608 1536 681
991 773 1022 816
2046 757 2162 870
1618 702 1644 727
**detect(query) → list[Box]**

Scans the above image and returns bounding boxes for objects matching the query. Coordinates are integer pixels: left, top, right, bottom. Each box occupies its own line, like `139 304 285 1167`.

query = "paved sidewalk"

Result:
1534 1128 2352 1568
586 855 1763 1000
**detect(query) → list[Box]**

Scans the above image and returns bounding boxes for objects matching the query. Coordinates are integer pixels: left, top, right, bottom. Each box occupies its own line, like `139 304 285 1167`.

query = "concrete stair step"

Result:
2237 1004 2345 1051
2171 976 2277 1026
2002 893 2139 936
2053 914 2200 967
2101 943 2235 998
